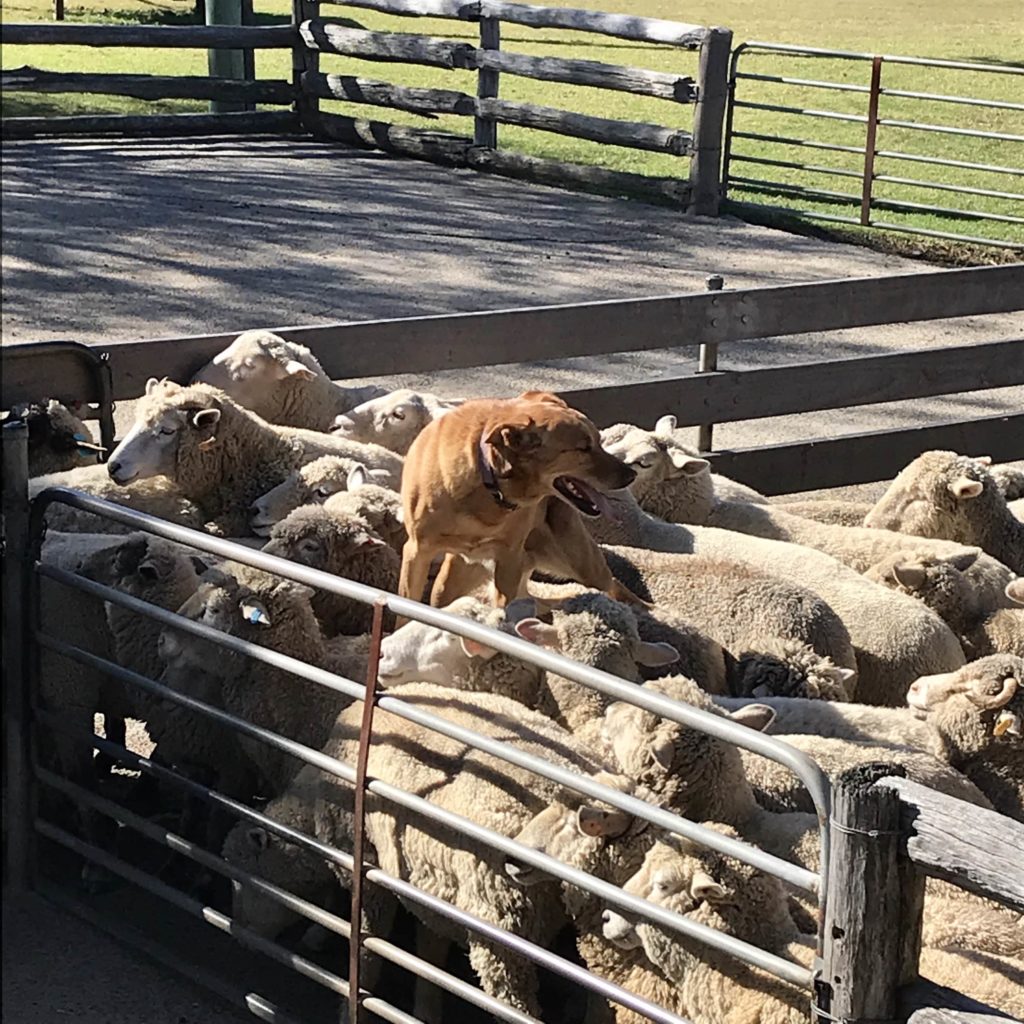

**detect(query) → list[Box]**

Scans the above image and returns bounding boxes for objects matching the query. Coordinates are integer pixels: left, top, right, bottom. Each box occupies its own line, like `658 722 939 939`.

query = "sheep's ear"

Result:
189 554 213 575
835 667 857 684
283 359 316 381
357 530 388 549
654 415 678 434
247 826 271 851
275 580 316 603
893 563 928 590
668 451 710 475
994 710 1022 738
728 705 776 732
513 618 562 651
460 637 499 660
191 408 221 431
240 598 272 628
973 455 993 466
949 477 984 500
1006 579 1024 606
145 377 161 395
576 804 632 839
690 870 729 904
347 464 370 491
948 549 981 572
649 729 676 771
636 641 679 668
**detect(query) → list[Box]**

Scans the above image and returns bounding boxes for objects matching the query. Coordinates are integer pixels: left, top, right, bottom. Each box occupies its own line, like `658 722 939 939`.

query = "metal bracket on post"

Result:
696 273 724 454
348 597 388 1024
2 421 32 890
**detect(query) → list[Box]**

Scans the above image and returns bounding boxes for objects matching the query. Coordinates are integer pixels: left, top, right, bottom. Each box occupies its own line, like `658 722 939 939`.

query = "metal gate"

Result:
722 42 1024 250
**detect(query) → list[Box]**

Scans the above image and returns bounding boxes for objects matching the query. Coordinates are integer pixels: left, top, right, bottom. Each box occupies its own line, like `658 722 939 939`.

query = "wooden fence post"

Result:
205 0 248 114
474 16 500 148
687 26 732 217
2 422 32 889
292 0 320 133
817 764 925 1024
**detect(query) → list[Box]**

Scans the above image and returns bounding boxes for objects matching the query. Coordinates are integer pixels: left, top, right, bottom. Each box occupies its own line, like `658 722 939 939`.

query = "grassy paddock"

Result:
2 0 1022 253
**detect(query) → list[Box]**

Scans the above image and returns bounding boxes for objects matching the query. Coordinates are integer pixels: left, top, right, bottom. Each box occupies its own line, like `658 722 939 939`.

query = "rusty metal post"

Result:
2 421 33 889
696 274 725 453
860 56 883 226
348 598 388 1023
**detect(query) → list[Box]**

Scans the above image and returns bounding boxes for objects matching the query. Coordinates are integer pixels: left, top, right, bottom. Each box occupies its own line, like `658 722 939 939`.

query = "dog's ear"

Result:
518 390 567 408
485 419 541 474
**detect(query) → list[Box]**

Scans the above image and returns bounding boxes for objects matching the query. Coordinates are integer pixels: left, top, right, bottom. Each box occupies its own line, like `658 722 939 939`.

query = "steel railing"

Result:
722 41 1024 250
12 483 832 1024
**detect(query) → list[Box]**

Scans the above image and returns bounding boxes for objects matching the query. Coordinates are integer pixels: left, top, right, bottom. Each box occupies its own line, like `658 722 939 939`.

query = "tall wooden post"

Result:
205 0 248 114
817 764 924 1024
474 17 500 148
292 0 320 133
2 422 32 889
687 26 732 217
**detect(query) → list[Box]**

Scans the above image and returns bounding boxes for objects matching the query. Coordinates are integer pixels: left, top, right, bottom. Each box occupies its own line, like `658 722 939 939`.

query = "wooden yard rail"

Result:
4 262 1022 494
821 765 1024 1024
0 0 730 212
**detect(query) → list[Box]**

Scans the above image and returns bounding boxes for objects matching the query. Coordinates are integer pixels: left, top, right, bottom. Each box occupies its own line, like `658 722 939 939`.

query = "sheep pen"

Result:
4 261 1023 1024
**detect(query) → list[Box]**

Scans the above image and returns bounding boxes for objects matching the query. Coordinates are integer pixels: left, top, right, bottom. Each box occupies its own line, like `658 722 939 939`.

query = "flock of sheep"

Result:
16 326 1024 1024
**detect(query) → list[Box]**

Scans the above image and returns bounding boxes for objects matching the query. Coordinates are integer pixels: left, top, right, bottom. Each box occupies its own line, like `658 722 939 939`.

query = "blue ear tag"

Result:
249 609 262 624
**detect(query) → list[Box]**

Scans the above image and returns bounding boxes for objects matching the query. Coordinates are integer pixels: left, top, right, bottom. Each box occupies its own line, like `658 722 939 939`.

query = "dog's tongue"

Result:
576 479 621 524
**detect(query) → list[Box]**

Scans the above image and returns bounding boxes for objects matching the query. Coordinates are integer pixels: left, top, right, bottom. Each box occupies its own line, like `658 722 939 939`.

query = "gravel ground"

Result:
2 133 1022 1019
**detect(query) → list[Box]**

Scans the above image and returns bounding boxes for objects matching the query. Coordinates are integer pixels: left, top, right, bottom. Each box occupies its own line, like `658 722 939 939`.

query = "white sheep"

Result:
106 379 402 535
773 498 874 528
262 504 399 636
586 488 966 707
988 463 1024 501
965 580 1024 659
192 330 386 430
321 468 406 554
330 388 464 455
248 458 395 537
865 450 1024 574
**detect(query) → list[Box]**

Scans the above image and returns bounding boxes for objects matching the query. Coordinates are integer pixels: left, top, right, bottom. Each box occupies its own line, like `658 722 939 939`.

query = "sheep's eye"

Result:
243 358 257 370
299 538 320 552
158 426 176 437
635 457 652 469
313 486 332 500
390 408 406 421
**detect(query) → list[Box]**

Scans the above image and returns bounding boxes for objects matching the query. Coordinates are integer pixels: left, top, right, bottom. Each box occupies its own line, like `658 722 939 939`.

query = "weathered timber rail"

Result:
0 0 730 212
4 262 1022 494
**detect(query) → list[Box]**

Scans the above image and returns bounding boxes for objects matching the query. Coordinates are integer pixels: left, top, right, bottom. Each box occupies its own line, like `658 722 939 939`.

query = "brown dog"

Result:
398 390 648 612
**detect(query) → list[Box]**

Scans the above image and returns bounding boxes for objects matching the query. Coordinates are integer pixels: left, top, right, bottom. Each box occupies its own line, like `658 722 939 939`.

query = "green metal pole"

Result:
205 0 248 114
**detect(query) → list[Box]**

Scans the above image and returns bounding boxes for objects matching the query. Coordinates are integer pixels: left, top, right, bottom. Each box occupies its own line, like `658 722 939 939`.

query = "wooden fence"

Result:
0 0 730 212
3 262 1022 494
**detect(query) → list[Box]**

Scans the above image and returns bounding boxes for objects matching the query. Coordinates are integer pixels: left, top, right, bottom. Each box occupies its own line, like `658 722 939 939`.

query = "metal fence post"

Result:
474 16 500 148
816 763 924 1024
2 421 33 890
206 0 248 114
860 56 883 226
348 598 388 1023
696 273 724 453
687 26 733 217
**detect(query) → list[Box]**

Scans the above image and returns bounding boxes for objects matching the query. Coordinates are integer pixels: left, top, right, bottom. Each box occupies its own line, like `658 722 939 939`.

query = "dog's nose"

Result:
618 463 637 486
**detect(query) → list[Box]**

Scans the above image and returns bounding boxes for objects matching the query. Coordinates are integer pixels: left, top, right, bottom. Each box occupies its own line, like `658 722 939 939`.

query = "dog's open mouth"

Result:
553 475 610 518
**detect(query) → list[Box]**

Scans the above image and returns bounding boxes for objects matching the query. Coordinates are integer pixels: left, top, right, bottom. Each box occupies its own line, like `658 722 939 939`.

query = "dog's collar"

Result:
478 437 518 511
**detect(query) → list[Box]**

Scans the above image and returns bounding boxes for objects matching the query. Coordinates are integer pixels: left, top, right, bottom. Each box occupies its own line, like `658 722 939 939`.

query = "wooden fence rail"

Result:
0 22 296 47
4 263 1022 494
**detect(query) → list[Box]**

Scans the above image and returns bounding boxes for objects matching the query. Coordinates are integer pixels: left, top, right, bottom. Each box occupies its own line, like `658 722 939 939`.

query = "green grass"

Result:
3 0 1023 255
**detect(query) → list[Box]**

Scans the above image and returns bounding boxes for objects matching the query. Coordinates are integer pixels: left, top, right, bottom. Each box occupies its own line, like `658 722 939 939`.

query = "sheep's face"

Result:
865 549 980 626
263 507 386 573
600 423 709 489
222 821 329 941
732 640 855 702
377 596 495 687
249 459 364 536
112 535 204 601
865 451 995 536
504 772 638 889
910 655 1023 755
193 331 317 413
332 389 459 455
108 380 223 485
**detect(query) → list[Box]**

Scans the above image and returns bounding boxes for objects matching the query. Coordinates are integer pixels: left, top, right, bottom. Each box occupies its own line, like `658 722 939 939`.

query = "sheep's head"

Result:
732 639 856 702
603 825 793 968
377 596 499 687
109 534 205 602
192 330 322 414
865 548 981 627
601 676 774 817
5 399 103 467
222 810 334 941
504 772 649 912
907 655 1023 756
331 388 463 455
323 474 406 552
990 464 1024 502
108 379 232 485
263 505 392 575
600 419 712 522
864 451 999 537
249 458 374 536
